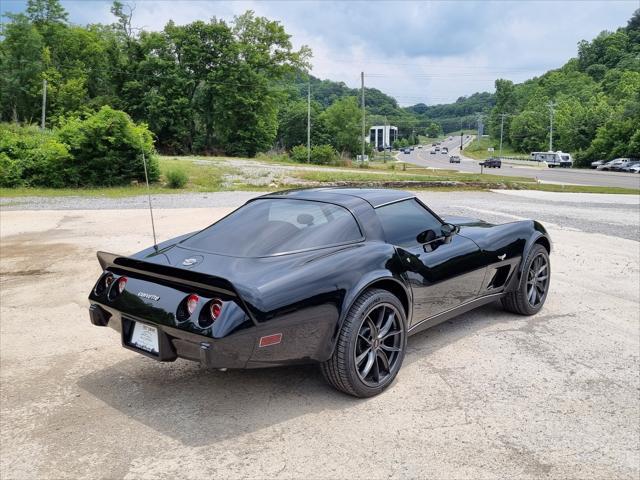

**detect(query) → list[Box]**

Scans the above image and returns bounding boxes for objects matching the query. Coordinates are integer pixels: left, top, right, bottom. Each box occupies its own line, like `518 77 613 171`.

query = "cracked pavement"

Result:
1 190 638 479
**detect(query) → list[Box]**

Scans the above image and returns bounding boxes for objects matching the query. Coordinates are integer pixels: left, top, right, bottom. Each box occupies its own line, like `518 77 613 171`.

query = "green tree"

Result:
0 14 44 123
320 96 361 156
509 110 547 152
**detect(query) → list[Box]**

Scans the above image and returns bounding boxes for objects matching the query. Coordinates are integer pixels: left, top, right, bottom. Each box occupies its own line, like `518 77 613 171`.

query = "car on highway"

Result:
403 148 411 154
480 158 502 168
442 147 449 154
449 155 461 163
430 149 436 154
432 143 436 147
435 146 440 152
88 188 552 397
628 164 640 173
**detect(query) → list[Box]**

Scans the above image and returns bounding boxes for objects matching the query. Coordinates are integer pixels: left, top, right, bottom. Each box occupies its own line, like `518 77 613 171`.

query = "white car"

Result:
598 158 632 171
628 164 640 173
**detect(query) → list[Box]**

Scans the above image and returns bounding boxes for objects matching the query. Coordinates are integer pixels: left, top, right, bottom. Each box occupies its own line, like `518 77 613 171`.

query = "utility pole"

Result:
547 101 557 151
307 82 311 163
499 113 508 159
361 71 365 163
40 79 47 130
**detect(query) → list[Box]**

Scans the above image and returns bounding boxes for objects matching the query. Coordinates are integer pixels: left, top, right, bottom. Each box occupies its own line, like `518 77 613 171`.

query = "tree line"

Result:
486 11 640 166
1 0 638 184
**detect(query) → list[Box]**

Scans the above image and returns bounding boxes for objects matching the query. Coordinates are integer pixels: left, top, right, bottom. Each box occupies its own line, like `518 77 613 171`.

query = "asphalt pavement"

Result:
402 137 640 189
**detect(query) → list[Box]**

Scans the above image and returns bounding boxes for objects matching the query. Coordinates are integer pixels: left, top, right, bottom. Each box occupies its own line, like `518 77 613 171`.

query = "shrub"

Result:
0 124 72 187
0 153 23 187
57 106 158 187
310 144 339 165
290 145 308 163
290 144 340 165
165 167 188 188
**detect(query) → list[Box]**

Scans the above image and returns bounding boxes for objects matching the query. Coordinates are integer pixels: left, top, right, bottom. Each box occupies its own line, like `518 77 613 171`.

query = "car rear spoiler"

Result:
96 251 257 323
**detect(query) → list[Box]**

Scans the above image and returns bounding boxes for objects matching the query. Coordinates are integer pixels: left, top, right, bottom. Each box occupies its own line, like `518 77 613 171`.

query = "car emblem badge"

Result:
137 292 160 301
182 258 198 266
498 254 506 261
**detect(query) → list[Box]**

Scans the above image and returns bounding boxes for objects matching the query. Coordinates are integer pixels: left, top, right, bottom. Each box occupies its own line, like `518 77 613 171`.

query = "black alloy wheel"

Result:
501 244 550 315
354 303 404 387
321 289 407 397
526 253 549 307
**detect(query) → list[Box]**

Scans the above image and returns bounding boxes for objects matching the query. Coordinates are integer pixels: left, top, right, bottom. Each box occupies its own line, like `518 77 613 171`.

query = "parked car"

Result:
403 148 411 154
435 146 440 152
480 158 502 168
611 158 636 171
432 143 437 146
417 145 423 149
597 158 632 171
628 164 640 174
410 146 415 151
590 159 608 169
430 150 436 155
88 188 552 397
620 161 640 172
449 155 461 163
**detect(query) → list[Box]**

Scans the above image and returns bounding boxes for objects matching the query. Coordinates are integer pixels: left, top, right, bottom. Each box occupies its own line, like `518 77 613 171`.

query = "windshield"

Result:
181 199 363 257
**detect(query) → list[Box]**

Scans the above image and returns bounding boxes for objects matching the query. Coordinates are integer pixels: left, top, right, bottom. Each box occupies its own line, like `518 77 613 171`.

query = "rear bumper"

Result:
89 303 337 369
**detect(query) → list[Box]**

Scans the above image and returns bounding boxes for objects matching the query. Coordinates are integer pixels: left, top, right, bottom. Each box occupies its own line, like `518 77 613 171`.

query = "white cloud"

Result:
3 0 637 105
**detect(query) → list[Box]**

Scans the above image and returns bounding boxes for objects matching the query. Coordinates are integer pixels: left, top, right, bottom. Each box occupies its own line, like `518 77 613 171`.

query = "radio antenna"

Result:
141 150 158 252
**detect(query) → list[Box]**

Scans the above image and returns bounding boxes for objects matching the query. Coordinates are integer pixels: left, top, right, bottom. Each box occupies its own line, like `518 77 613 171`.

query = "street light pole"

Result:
361 71 365 163
547 101 557 151
307 82 311 163
499 113 507 159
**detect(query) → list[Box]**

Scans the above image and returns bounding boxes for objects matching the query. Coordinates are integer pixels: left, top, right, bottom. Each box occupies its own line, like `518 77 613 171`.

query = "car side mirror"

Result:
441 223 456 237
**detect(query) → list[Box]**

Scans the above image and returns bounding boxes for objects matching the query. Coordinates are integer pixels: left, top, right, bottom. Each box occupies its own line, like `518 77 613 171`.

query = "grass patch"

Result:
294 170 534 184
462 137 523 161
522 183 640 195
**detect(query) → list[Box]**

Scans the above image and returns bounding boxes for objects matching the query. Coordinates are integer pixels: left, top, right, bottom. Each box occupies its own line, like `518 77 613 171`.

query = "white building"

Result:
368 125 398 150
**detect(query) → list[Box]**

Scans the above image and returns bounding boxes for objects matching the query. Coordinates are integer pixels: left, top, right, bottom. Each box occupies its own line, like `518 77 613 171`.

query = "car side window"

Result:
376 199 442 247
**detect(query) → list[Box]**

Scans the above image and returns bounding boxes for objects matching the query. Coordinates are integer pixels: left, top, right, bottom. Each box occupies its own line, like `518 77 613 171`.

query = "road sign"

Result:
488 147 494 152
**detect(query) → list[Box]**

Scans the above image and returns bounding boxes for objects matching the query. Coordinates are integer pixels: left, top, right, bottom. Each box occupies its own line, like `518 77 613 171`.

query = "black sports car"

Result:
89 188 551 397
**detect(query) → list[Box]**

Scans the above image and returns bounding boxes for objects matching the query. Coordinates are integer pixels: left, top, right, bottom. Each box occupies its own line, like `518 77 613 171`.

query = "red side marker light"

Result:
259 333 283 348
117 277 128 294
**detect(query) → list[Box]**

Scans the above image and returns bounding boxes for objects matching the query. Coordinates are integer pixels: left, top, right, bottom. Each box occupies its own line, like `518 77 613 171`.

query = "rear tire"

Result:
320 289 407 397
501 244 550 315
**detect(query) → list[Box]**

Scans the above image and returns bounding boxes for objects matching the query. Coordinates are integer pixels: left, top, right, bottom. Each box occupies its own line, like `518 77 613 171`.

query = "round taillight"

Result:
94 272 114 296
210 299 223 320
117 277 128 294
186 294 199 316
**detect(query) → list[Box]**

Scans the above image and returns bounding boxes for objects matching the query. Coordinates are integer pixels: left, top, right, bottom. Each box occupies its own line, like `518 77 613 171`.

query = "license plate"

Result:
130 322 159 354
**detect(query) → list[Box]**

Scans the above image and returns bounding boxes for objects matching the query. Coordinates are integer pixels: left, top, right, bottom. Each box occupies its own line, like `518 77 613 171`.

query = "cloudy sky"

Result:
2 0 637 105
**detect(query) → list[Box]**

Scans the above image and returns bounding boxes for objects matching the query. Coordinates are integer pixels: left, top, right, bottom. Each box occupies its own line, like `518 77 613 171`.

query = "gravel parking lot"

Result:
1 190 639 479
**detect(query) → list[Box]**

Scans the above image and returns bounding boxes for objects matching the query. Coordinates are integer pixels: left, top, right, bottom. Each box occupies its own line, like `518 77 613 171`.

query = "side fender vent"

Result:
488 265 511 290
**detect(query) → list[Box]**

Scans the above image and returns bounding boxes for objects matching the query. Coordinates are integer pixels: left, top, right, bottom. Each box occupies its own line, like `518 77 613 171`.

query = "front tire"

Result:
321 289 407 397
501 244 550 315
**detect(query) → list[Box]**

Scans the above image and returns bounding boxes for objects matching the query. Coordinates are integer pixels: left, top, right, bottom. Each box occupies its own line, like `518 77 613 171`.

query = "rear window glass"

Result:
181 199 362 257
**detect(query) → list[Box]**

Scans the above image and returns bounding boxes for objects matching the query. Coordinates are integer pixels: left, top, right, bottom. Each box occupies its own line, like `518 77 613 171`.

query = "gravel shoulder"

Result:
1 191 639 479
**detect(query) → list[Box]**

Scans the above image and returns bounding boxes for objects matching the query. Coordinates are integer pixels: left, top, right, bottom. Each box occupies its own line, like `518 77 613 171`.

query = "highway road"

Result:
401 136 640 189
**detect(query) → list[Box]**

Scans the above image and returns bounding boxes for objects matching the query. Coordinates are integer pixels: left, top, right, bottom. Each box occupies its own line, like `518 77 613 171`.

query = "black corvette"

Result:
89 188 551 397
